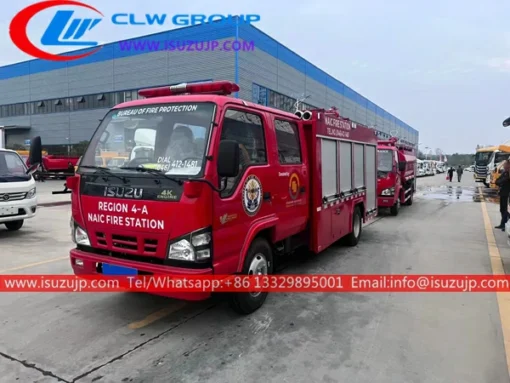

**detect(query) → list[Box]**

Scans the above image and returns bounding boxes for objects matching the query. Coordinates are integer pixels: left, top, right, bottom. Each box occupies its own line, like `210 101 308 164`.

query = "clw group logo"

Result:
10 0 103 61
9 0 261 62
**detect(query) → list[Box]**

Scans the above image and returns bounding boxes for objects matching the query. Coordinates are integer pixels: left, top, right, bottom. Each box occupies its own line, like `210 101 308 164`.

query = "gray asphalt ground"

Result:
1 172 510 383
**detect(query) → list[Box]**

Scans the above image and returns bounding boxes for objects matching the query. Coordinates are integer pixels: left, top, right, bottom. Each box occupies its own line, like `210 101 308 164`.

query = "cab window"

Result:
219 109 266 198
275 119 302 164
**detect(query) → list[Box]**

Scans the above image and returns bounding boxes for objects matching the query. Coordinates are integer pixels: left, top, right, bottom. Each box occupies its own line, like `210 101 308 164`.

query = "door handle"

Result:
300 186 305 193
263 192 271 201
335 208 341 215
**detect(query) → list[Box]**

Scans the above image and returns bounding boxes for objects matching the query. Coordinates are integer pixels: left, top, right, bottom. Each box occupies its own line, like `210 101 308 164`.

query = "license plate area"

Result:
0 206 17 217
102 263 138 276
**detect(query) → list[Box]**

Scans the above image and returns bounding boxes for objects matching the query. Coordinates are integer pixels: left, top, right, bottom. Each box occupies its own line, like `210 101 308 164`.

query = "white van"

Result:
0 149 38 231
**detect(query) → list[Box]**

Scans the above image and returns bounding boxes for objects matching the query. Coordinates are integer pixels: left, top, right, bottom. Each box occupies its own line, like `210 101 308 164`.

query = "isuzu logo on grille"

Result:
104 186 143 199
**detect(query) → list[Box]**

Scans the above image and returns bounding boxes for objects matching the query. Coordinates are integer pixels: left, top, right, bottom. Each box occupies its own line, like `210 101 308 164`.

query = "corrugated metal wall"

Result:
0 23 236 147
237 23 418 145
0 19 417 147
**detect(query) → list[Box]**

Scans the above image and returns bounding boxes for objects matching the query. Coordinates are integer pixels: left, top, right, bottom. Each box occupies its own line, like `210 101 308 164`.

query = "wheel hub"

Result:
248 253 268 297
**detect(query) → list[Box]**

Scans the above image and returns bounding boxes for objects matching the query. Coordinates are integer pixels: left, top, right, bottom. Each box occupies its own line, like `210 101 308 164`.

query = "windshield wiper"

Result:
79 165 128 183
119 166 183 185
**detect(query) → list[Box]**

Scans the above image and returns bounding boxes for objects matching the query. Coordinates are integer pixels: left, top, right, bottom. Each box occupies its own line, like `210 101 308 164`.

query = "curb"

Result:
38 201 71 207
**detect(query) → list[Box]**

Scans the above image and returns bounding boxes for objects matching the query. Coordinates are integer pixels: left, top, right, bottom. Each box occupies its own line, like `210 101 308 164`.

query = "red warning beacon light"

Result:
138 80 240 98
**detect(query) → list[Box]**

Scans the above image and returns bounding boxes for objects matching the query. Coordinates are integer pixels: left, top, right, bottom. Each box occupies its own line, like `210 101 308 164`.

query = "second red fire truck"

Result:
377 137 417 215
29 80 379 314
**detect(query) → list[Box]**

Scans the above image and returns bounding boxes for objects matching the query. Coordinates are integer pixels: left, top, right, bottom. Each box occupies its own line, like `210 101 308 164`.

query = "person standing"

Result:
495 160 510 231
456 165 463 182
447 167 455 182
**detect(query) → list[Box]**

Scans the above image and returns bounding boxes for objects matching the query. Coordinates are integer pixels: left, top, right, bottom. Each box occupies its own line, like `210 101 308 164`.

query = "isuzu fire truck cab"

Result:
377 137 416 216
30 81 378 314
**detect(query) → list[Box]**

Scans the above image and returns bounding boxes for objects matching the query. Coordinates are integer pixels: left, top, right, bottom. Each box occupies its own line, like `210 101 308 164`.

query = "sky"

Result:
1 0 510 154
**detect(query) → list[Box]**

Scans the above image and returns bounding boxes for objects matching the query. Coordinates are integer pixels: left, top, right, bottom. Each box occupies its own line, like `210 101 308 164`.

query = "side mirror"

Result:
398 161 406 172
26 163 39 175
28 136 42 167
217 140 240 178
503 117 510 127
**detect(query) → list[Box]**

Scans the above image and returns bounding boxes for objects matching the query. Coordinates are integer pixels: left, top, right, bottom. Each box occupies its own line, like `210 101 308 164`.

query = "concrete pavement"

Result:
1 173 510 382
34 180 71 207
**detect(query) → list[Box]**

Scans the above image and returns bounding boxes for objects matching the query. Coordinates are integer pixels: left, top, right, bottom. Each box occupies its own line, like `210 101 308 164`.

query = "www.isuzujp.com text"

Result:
118 40 255 52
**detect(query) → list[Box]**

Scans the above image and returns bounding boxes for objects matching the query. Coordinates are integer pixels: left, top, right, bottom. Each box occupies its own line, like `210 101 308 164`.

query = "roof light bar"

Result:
138 81 240 98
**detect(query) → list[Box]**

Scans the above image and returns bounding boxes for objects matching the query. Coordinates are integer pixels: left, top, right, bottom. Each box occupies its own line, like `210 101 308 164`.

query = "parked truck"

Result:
28 80 379 314
377 137 416 216
474 146 497 186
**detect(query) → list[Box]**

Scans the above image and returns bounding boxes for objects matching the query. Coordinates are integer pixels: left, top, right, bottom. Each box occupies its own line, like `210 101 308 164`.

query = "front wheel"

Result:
390 198 400 216
230 237 274 315
345 206 362 247
5 220 24 231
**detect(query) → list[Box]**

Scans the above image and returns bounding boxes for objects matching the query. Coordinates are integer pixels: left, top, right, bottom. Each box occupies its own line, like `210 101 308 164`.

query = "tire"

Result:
5 220 24 231
390 198 400 216
345 206 362 247
230 237 273 315
405 189 414 206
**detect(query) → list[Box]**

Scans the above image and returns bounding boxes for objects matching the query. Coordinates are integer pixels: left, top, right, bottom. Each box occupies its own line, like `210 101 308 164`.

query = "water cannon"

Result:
138 80 240 98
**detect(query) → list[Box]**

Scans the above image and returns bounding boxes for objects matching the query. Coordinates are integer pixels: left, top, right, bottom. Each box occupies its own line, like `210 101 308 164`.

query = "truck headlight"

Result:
168 228 212 262
381 187 395 196
71 220 90 246
26 188 36 198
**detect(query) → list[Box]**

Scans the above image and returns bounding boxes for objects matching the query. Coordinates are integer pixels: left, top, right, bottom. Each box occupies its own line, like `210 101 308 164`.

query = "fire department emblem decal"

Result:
289 173 300 200
242 175 262 216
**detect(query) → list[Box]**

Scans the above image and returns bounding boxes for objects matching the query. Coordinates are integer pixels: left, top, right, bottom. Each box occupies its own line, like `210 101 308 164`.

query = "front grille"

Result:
95 232 159 254
475 166 488 176
0 192 27 202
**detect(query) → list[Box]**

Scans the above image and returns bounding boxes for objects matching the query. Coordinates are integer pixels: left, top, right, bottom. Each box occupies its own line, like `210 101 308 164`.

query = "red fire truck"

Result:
377 137 416 215
29 81 378 314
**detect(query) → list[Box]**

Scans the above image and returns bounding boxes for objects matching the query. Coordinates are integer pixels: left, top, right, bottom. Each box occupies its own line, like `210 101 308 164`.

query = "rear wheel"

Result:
345 206 362 247
5 220 24 231
230 237 273 315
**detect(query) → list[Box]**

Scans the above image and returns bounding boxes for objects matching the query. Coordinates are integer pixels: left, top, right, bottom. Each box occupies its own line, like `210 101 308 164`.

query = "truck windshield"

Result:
80 102 215 176
475 151 491 165
0 151 28 181
494 152 510 165
377 150 393 172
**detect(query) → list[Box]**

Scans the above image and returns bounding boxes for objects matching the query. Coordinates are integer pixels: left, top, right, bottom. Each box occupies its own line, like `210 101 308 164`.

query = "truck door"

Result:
212 107 276 274
272 118 309 239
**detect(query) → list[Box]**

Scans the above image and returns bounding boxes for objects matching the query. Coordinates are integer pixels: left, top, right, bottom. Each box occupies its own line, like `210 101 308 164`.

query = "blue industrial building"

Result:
0 19 418 150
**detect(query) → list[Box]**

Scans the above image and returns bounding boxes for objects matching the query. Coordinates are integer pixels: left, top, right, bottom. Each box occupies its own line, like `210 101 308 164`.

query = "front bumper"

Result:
378 196 396 207
0 196 37 223
70 248 213 301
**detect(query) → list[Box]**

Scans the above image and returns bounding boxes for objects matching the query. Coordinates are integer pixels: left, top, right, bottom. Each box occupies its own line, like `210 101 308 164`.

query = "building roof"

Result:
0 18 416 135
